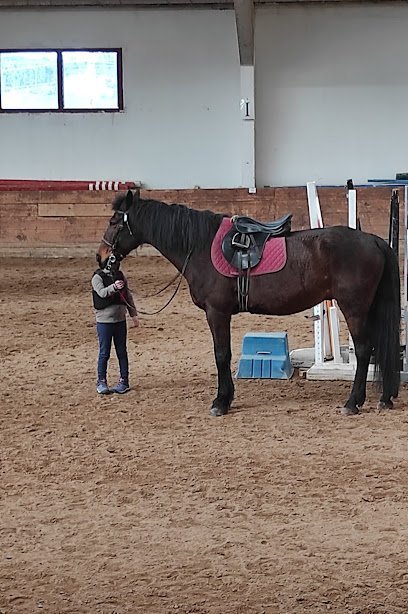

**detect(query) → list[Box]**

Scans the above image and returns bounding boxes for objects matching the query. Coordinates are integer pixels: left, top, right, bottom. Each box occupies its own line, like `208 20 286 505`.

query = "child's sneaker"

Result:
111 378 130 394
96 379 110 394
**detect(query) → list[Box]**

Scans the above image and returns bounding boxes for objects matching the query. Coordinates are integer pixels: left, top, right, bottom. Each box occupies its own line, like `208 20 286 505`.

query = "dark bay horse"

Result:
97 190 401 417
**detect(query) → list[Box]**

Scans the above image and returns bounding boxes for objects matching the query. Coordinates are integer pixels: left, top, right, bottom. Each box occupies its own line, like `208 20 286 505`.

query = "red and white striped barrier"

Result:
88 180 137 191
0 180 140 191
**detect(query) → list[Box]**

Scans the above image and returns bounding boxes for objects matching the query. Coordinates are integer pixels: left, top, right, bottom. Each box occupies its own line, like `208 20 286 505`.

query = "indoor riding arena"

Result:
2 185 408 614
2 2 408 613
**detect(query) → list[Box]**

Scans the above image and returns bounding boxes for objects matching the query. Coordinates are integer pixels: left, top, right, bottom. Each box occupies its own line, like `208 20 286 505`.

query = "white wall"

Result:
2 4 408 188
256 3 408 186
0 8 241 188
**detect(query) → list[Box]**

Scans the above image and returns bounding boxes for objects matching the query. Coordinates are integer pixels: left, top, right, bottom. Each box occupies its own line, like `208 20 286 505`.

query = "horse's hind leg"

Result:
378 392 394 410
377 372 397 410
206 307 234 417
343 336 372 415
342 314 372 416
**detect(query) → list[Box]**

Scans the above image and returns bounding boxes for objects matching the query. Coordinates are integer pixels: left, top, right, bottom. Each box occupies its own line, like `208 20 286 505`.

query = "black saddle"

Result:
232 213 292 236
220 213 292 312
221 213 292 271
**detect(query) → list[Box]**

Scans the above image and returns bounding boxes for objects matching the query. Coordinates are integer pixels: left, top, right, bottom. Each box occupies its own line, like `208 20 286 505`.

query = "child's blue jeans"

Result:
96 320 128 383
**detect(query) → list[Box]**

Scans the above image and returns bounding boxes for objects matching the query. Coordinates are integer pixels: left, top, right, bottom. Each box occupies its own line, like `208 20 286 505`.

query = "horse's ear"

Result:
124 190 133 211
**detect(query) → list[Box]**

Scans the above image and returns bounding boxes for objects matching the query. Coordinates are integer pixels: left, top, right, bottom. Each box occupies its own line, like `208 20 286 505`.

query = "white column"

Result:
347 188 357 365
403 186 408 377
240 64 255 191
234 0 255 191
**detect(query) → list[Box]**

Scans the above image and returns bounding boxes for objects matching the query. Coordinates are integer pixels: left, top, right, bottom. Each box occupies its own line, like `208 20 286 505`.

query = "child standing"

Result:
92 259 139 394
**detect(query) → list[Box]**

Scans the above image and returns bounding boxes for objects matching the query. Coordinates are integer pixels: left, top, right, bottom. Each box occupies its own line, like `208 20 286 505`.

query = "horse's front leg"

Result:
206 307 234 416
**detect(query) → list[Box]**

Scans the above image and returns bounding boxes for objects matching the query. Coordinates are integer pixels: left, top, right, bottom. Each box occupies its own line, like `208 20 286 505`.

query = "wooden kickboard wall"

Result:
0 187 399 247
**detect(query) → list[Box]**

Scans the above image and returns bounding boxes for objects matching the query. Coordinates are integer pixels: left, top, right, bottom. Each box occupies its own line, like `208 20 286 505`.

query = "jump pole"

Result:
367 179 406 381
290 181 375 381
306 181 342 374
401 186 408 381
346 186 357 367
305 181 340 365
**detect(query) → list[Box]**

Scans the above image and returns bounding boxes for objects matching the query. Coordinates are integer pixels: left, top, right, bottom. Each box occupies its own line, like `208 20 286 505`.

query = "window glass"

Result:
0 49 122 112
62 51 119 109
0 51 58 109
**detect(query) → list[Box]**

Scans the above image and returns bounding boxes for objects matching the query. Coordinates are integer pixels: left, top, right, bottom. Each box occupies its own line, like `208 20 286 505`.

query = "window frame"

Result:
0 48 124 113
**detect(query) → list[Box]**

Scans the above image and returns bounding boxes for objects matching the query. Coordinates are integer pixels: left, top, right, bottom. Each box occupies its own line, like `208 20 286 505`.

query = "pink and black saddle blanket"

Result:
211 217 289 278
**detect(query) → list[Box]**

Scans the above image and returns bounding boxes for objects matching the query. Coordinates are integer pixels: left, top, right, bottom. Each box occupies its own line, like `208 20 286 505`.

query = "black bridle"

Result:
101 210 133 267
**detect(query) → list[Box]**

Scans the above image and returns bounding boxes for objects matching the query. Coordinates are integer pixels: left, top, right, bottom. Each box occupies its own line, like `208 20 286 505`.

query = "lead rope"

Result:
137 270 183 299
122 249 192 316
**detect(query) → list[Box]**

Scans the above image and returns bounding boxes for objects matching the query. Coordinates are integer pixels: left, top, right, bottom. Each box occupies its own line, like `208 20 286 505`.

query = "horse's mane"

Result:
112 193 225 255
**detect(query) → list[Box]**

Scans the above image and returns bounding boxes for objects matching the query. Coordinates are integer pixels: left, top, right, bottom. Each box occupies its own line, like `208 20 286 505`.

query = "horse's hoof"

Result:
210 406 228 417
341 406 360 416
377 400 394 410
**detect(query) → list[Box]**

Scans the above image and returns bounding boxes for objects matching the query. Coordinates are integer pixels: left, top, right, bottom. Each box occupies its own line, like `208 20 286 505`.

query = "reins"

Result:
104 249 192 316
138 270 182 298
136 249 192 315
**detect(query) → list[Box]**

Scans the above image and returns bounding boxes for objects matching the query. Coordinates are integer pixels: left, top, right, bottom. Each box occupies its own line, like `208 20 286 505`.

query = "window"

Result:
0 49 123 112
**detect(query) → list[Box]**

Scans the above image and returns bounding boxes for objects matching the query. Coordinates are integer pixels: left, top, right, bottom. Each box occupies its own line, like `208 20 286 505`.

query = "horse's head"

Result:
97 189 142 267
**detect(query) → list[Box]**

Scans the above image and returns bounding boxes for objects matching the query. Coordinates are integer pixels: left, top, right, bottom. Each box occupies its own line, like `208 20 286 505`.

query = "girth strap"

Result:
238 269 250 312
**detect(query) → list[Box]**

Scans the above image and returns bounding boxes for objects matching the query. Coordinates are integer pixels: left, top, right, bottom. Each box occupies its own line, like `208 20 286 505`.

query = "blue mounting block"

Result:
236 332 294 380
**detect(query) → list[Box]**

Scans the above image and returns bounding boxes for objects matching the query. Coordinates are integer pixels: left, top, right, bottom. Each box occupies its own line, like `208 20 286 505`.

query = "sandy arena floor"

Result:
1 256 408 614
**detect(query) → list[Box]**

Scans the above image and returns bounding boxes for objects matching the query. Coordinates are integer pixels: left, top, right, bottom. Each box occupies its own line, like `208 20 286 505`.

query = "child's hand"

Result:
130 315 140 328
113 280 125 290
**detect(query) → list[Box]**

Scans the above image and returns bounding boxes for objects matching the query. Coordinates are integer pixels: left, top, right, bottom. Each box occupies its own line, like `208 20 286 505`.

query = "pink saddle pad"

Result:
211 218 287 278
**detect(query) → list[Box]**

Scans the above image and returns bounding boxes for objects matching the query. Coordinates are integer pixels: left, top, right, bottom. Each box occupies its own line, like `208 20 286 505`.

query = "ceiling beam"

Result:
234 0 254 65
1 0 403 7
0 0 230 6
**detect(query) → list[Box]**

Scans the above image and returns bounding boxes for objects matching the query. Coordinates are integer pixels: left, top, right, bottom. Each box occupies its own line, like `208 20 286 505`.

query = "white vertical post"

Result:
348 189 357 229
403 186 408 377
329 305 342 364
347 188 357 366
314 303 325 365
306 182 323 228
306 181 340 364
239 65 255 191
306 182 327 364
323 306 333 360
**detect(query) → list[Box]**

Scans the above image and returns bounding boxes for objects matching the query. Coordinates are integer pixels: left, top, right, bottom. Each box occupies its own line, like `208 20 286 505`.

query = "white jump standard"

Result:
290 181 376 381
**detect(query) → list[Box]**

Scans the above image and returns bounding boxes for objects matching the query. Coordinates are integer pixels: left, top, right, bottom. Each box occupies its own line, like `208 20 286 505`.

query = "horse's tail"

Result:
371 238 401 397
